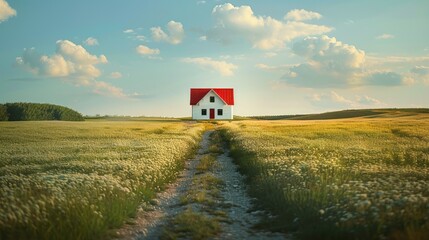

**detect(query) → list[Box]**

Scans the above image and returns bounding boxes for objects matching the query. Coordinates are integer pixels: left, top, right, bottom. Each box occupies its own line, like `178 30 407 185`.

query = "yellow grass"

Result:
221 115 429 239
0 120 203 240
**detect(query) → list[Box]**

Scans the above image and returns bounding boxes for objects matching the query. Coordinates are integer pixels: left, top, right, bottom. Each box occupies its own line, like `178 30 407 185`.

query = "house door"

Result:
209 109 215 119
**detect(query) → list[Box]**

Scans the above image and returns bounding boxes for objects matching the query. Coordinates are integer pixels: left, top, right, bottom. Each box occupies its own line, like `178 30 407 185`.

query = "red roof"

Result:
190 88 234 105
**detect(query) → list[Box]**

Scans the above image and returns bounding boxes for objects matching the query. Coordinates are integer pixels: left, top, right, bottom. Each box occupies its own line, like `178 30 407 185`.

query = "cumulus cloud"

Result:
410 65 429 75
84 37 99 46
151 21 184 44
410 65 429 84
312 91 384 109
109 71 122 79
376 34 394 40
283 35 365 87
282 35 409 88
136 44 160 55
92 81 125 97
16 40 129 97
17 40 107 79
0 0 16 23
208 3 332 50
284 9 322 21
182 57 237 76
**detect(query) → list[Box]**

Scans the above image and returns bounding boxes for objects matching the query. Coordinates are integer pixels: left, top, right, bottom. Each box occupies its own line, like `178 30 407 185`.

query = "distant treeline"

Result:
0 103 84 121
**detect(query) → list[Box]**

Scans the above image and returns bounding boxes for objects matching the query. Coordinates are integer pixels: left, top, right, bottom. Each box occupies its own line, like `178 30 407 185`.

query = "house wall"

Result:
191 91 233 120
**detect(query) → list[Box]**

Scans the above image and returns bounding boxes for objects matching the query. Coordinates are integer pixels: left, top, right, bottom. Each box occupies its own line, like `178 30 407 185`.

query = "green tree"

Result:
0 104 9 121
4 103 84 121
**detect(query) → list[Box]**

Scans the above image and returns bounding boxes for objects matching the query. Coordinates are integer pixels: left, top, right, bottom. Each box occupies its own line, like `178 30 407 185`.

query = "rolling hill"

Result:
251 108 429 120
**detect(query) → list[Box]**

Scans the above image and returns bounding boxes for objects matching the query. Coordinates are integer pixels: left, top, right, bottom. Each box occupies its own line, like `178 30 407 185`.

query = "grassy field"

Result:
2 110 429 239
0 120 203 240
221 113 429 239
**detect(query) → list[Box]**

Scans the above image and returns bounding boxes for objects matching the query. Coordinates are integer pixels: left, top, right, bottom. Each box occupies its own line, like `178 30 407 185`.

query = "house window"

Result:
210 96 215 102
217 109 223 116
201 109 207 115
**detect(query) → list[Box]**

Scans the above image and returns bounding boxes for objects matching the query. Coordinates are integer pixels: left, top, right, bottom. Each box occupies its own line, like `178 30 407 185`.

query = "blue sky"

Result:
1 0 428 117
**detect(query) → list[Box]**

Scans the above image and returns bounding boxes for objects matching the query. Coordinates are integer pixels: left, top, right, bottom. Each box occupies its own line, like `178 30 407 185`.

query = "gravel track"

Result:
115 130 290 240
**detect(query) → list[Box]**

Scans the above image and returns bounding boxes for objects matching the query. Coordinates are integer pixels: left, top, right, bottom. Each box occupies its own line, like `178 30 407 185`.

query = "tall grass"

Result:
0 121 203 240
221 119 429 239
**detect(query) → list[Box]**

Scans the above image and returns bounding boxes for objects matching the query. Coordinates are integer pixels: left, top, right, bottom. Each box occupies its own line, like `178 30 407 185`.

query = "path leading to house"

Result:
114 130 289 240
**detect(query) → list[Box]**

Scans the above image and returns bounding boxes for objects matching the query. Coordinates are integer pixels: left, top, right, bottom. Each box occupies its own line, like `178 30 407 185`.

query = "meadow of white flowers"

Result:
0 121 203 239
223 119 429 239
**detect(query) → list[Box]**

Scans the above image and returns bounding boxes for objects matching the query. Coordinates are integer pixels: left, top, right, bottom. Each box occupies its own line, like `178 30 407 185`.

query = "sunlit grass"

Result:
221 117 429 239
161 208 221 240
196 154 217 173
0 120 203 240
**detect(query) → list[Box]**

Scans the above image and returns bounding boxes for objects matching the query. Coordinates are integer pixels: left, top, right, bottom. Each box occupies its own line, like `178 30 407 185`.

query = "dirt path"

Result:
115 130 289 239
214 147 286 240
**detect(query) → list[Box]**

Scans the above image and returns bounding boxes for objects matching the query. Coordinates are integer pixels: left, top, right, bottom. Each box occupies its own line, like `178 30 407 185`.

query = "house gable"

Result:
190 88 234 120
196 90 227 106
190 88 234 106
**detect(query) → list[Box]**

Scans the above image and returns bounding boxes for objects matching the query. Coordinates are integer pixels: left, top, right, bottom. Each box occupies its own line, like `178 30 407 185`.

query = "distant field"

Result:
222 112 429 239
252 108 429 120
0 120 203 240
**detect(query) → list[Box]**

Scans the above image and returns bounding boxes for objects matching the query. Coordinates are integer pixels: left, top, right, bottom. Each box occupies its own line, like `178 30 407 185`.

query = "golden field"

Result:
0 120 203 239
222 112 429 239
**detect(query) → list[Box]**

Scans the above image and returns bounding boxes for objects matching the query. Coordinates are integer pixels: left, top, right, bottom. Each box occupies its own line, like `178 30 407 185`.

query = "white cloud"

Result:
311 91 354 109
410 65 429 84
376 34 394 40
256 63 297 71
109 71 122 79
256 63 276 71
17 40 107 79
16 40 129 98
292 35 365 69
283 35 409 88
182 57 237 76
0 0 16 23
123 29 134 34
151 21 184 44
136 44 160 55
84 37 99 46
410 65 429 75
284 9 322 21
330 91 355 105
284 35 365 87
209 3 332 50
356 95 382 105
366 55 429 66
199 35 207 41
92 81 125 97
312 91 384 108
197 0 206 4
365 55 429 82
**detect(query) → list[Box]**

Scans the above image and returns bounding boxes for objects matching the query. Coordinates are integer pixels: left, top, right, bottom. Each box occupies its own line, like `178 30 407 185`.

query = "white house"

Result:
190 88 234 120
